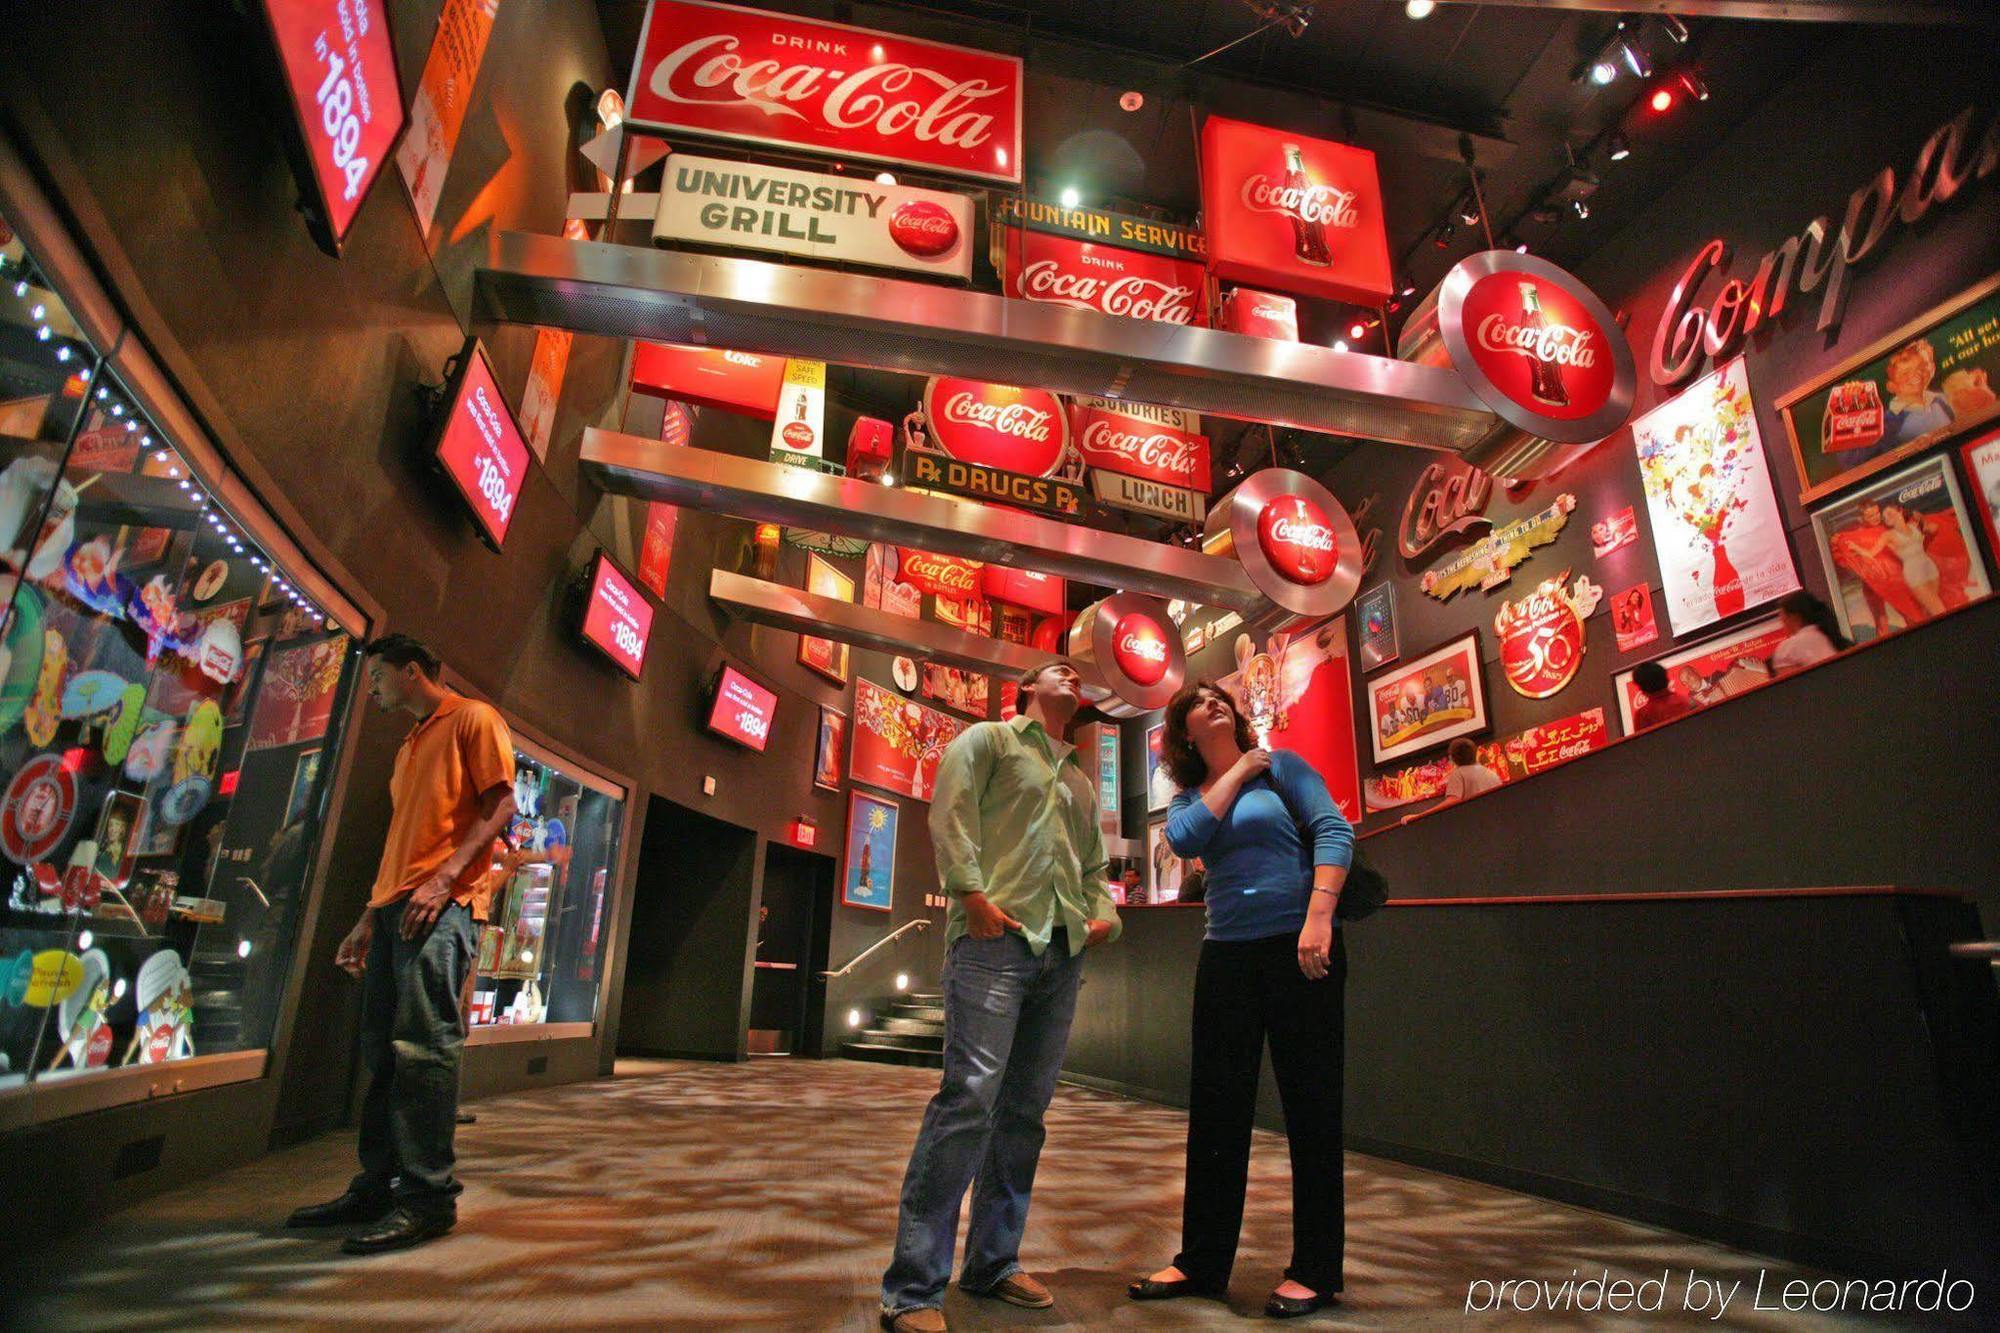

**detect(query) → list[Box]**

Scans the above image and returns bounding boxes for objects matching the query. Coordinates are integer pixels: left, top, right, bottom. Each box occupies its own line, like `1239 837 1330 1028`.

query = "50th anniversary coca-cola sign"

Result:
922 376 1070 478
626 0 1024 184
998 226 1209 327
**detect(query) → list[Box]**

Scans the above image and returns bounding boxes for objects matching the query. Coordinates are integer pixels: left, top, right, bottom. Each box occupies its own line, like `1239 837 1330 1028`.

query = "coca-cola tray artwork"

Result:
1777 271 2000 504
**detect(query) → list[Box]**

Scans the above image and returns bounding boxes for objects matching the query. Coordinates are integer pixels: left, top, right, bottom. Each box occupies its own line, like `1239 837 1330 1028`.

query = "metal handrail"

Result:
820 920 931 979
1949 941 2000 964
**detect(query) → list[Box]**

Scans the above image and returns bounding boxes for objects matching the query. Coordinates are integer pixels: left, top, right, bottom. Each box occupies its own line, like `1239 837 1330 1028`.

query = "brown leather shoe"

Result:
880 1308 947 1332
985 1272 1055 1308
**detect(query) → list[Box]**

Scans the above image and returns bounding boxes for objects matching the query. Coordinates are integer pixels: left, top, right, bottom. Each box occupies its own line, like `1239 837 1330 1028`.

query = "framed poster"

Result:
1611 583 1660 653
1779 272 2000 504
1958 427 2000 565
813 706 846 792
849 678 966 803
1365 632 1488 766
1634 357 1799 636
1222 620 1364 824
284 749 322 824
797 554 852 685
1146 819 1183 905
1355 583 1397 670
1809 454 1991 645
1611 616 1787 734
841 789 898 912
1145 721 1171 813
247 636 348 751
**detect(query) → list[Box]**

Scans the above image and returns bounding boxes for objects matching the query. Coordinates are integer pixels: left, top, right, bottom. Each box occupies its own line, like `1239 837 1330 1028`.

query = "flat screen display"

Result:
579 553 654 680
432 339 532 550
258 0 406 254
707 665 777 752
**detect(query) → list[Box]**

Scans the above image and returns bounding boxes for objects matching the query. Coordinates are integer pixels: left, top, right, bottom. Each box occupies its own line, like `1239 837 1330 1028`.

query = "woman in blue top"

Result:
1128 682 1354 1319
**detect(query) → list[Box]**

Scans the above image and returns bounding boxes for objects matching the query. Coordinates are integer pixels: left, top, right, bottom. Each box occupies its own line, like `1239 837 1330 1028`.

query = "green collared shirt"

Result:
932 714 1121 957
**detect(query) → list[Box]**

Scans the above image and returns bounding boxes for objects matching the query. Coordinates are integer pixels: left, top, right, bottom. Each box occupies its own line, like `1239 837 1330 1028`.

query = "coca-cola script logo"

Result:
1456 272 1618 423
897 548 982 598
1475 316 1599 369
781 421 816 449
1079 418 1204 487
1017 260 1197 325
1001 228 1209 327
923 377 1069 477
1111 613 1170 687
1240 174 1360 228
889 200 960 257
1257 495 1338 586
1494 575 1600 699
629 2 1024 183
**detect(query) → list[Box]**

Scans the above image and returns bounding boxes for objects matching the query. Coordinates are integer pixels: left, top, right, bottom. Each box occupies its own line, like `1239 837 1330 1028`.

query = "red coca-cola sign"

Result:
1493 575 1598 699
1458 272 1616 424
1257 495 1339 587
897 548 982 599
1200 116 1391 306
890 200 960 257
998 227 1208 327
922 376 1069 478
1069 397 1211 492
626 0 1024 184
1112 613 1170 687
982 566 1066 617
1219 288 1298 342
631 342 785 419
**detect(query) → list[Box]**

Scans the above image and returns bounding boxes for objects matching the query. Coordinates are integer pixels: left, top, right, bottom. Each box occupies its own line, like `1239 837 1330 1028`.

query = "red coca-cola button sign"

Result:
0 753 78 865
922 377 1069 478
890 200 961 257
1257 495 1339 586
1112 612 1170 687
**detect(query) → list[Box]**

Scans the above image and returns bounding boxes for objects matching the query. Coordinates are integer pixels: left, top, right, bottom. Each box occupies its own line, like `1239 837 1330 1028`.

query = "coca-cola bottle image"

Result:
794 392 808 421
1283 144 1333 267
1518 283 1569 409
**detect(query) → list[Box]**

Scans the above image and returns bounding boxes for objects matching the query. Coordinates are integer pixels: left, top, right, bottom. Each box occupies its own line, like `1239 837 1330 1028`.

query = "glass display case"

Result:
467 737 623 1030
0 205 360 1109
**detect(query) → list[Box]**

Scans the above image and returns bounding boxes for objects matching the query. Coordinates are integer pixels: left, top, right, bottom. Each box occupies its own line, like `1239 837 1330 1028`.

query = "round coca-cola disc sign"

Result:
1256 495 1339 586
921 376 1070 478
1111 613 1170 687
889 200 960 258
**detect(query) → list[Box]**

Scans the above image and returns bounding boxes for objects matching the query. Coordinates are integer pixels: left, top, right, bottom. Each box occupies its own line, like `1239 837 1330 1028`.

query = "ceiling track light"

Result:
1404 0 1436 17
1607 133 1632 162
1659 15 1690 44
1572 198 1591 220
1617 22 1653 79
1677 70 1710 102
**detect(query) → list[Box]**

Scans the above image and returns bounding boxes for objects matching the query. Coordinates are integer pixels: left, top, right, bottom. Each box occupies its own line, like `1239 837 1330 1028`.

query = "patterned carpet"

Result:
3 1059 1893 1329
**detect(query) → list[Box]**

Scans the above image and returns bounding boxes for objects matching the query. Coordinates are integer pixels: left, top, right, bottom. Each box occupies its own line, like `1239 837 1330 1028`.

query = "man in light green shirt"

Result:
881 662 1120 1332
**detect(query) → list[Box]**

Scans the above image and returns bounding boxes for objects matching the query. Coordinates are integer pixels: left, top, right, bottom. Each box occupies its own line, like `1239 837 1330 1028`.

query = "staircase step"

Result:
902 992 943 1006
858 1029 943 1052
888 1002 945 1023
876 1016 944 1036
842 1041 944 1069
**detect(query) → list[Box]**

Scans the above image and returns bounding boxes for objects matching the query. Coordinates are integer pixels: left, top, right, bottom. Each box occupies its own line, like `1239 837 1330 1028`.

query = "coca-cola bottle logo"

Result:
1240 173 1360 228
1112 613 1170 686
1257 495 1338 586
889 200 960 257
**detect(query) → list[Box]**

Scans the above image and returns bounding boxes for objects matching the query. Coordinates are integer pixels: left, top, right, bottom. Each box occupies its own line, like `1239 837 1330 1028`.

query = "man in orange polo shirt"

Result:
285 634 516 1254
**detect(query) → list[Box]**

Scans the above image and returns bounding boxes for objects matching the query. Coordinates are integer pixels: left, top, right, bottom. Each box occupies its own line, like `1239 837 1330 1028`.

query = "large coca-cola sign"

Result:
1069 592 1185 716
1200 116 1392 306
998 226 1208 327
1112 613 1170 687
1257 495 1339 587
897 548 982 599
1069 396 1211 492
1457 271 1618 424
1399 459 1494 559
626 0 1024 184
922 376 1070 478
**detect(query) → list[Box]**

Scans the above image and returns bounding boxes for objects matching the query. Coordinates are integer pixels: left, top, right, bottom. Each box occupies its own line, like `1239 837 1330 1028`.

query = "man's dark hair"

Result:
1016 660 1066 694
1633 660 1669 695
1448 738 1478 765
366 633 442 681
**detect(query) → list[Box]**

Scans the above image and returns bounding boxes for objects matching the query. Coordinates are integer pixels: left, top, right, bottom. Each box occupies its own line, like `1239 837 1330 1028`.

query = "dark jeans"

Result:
1174 930 1346 1295
348 898 474 1217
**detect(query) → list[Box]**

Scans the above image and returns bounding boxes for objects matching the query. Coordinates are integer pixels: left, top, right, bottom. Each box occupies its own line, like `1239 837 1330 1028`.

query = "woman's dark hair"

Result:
1633 660 1670 695
1162 682 1257 790
1779 589 1850 651
1448 738 1478 765
366 633 442 680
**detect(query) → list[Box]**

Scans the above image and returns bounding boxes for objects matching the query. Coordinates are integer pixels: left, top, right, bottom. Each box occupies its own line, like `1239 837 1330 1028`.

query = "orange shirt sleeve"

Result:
460 702 517 798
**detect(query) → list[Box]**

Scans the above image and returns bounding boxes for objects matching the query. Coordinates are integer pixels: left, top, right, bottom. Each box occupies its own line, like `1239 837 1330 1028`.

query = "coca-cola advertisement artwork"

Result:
922 377 1070 478
1217 620 1363 823
1611 618 1788 735
1362 707 1609 812
631 342 786 419
1069 397 1211 492
850 678 967 803
864 544 922 620
1219 288 1299 342
1808 454 1990 646
1364 631 1488 766
626 0 1024 184
1257 495 1341 587
997 226 1208 327
1199 116 1391 306
1456 270 1618 424
896 548 982 601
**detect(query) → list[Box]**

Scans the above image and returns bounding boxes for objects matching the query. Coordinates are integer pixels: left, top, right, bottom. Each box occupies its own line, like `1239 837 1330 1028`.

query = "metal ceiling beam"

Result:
1422 0 1994 24
579 427 1274 612
481 233 1501 453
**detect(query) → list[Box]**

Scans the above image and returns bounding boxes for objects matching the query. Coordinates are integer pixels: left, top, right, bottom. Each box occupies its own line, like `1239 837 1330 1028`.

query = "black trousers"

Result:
1173 930 1347 1295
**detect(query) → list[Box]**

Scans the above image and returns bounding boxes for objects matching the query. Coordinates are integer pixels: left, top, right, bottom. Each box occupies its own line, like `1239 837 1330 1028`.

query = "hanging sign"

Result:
896 548 982 600
655 154 973 280
1493 572 1601 699
1205 470 1364 620
1 753 79 865
1399 458 1494 558
992 195 1203 260
1068 593 1185 716
1419 494 1577 601
631 342 786 419
396 0 501 236
1070 397 1212 492
1090 471 1206 523
996 226 1208 326
769 358 827 462
905 448 1088 519
981 566 1066 618
921 377 1070 478
625 0 1025 185
519 327 572 464
1199 115 1393 306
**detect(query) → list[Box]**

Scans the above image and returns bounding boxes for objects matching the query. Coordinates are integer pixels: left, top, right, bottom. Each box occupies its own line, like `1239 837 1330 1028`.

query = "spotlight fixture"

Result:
1572 198 1591 220
1349 320 1367 340
1677 70 1710 102
1399 279 1416 298
1332 338 1350 353
1619 26 1652 79
1433 220 1455 248
874 171 897 185
1659 15 1690 44
1059 186 1081 208
1119 90 1144 112
1650 85 1676 114
1457 196 1481 227
1514 240 1531 253
1607 133 1631 162
1404 0 1435 17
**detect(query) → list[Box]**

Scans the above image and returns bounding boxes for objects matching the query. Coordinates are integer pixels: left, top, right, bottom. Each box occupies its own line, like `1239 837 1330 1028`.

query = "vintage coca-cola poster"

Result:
850 678 966 803
519 327 571 463
636 502 678 599
996 226 1208 327
863 544 922 620
1219 287 1299 342
1069 397 1211 493
921 377 1069 478
1590 505 1639 559
1611 617 1788 734
626 0 1024 184
1215 620 1362 823
896 548 982 601
797 553 852 684
396 0 501 236
1199 115 1391 307
1610 582 1660 653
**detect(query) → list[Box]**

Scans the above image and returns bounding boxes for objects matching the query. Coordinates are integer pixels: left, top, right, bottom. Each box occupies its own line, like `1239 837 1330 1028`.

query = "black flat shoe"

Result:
286 1191 391 1228
340 1206 455 1255
1265 1289 1338 1318
1129 1275 1220 1301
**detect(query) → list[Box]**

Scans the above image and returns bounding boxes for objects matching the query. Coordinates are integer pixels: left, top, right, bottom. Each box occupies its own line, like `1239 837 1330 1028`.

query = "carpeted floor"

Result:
3 1058 1884 1329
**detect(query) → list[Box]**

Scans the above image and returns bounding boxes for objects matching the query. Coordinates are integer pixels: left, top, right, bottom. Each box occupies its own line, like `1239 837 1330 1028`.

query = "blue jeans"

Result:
881 929 1086 1315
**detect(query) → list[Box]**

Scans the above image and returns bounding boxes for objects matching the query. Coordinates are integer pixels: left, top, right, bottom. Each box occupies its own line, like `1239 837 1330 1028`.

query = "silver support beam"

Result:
582 428 1274 613
1423 0 1994 24
480 234 1501 454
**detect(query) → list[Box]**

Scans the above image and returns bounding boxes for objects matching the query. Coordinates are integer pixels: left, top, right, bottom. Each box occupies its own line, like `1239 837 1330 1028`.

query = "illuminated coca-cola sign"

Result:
626 0 1024 184
1257 494 1339 587
1069 592 1185 716
921 376 1069 478
1399 459 1494 559
1069 396 1211 492
1111 612 1170 687
1206 469 1364 620
1200 115 1392 306
1653 105 2000 387
1494 573 1601 699
998 226 1207 327
897 548 982 599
